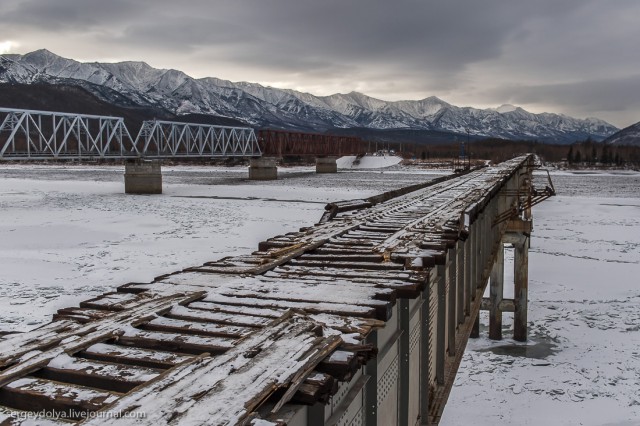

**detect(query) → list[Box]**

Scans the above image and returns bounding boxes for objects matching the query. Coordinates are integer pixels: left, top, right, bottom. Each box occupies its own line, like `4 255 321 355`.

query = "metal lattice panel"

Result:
409 322 421 354
346 408 364 426
377 354 399 406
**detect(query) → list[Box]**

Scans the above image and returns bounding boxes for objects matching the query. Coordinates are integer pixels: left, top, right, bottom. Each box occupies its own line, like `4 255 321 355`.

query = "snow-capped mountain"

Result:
0 49 619 142
603 121 640 146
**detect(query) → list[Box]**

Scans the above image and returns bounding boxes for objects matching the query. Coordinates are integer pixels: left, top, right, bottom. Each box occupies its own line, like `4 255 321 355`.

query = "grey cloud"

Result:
486 75 640 113
0 0 147 31
3 0 640 127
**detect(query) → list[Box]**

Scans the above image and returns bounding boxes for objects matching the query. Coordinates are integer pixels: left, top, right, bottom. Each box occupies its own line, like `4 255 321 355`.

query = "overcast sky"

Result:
1 0 639 128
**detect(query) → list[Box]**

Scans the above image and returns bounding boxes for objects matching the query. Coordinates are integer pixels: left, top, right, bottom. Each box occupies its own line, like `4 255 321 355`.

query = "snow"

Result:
2 163 422 333
1 50 619 140
495 104 518 113
336 154 402 169
441 170 640 425
1 163 638 425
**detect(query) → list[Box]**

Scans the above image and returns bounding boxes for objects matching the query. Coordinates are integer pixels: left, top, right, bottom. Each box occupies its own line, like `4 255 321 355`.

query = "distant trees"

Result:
560 139 638 168
397 137 639 169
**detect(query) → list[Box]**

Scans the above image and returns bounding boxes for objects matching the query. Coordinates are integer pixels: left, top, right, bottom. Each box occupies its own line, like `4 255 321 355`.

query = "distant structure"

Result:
453 131 471 172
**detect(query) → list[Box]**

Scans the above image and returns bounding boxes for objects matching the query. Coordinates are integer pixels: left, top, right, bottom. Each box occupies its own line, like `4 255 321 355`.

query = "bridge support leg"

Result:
124 160 162 194
315 156 338 173
504 231 529 341
249 157 277 180
513 234 530 342
470 314 480 338
489 241 504 340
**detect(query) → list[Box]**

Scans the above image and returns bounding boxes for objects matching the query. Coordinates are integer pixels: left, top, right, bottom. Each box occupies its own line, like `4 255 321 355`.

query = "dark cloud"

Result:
481 75 640 126
0 0 147 31
2 0 639 127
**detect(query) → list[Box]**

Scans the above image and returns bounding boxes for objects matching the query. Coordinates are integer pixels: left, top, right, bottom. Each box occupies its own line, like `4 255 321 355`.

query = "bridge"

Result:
0 108 368 192
0 155 555 425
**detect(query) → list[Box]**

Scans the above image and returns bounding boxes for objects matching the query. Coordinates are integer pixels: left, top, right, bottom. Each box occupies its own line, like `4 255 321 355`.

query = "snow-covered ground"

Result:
336 154 402 169
0 162 439 333
1 163 638 425
442 171 640 425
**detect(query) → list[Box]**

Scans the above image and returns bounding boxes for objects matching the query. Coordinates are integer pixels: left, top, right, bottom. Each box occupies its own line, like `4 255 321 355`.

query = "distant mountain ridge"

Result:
0 49 619 143
603 121 640 146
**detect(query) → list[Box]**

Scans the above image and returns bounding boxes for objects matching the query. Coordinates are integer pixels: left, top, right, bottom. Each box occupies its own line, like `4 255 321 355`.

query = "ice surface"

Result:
441 171 640 425
1 164 638 424
0 163 436 333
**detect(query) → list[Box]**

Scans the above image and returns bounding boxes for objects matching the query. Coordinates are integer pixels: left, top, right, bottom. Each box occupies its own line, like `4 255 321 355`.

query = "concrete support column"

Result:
315 156 338 173
249 157 277 180
124 159 162 194
489 241 504 340
514 235 530 342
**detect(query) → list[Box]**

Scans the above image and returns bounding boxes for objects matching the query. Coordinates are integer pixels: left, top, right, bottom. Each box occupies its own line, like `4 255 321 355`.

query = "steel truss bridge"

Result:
0 108 261 160
0 108 372 160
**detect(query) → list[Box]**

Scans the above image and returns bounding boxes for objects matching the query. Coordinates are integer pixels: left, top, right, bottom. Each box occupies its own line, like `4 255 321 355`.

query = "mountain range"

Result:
0 49 619 144
603 121 640 146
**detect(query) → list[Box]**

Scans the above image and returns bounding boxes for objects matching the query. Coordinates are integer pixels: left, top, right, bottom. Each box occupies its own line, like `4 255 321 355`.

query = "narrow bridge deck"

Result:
0 155 550 425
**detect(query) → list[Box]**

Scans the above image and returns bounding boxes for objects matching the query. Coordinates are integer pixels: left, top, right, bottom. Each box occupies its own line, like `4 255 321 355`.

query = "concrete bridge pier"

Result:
249 157 278 180
315 156 338 173
124 159 162 194
512 232 530 342
489 241 505 340
480 222 532 342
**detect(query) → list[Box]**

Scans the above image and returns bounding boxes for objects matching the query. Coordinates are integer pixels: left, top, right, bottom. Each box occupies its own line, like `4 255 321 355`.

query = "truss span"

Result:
0 108 261 160
0 108 137 159
138 120 260 158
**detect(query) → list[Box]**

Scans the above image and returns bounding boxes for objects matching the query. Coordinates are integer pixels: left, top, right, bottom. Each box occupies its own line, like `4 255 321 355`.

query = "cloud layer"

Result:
1 0 639 127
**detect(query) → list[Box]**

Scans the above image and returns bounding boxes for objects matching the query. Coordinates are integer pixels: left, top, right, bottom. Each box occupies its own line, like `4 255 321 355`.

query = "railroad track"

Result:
0 156 535 425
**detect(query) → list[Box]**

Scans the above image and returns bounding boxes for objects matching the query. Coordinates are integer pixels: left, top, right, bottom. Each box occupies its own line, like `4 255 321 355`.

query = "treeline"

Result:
566 139 640 166
396 138 640 167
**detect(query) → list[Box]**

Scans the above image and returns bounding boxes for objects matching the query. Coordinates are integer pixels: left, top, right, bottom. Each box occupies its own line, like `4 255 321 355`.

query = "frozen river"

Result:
443 170 640 425
0 163 638 424
0 162 440 332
